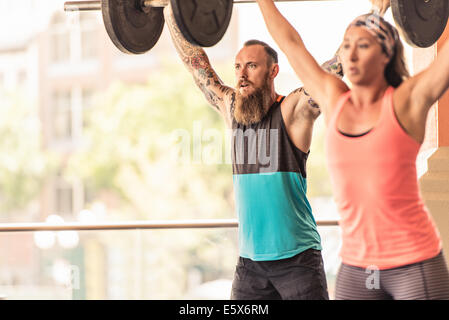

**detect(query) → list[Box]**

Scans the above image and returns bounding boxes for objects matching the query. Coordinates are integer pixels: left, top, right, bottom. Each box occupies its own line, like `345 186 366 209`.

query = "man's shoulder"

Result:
282 88 306 106
280 88 306 113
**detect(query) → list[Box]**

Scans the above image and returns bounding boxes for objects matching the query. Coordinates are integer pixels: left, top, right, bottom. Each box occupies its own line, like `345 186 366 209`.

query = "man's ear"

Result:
270 63 280 79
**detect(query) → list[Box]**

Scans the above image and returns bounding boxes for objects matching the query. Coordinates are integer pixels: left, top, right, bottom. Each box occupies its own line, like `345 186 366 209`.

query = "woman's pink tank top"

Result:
326 86 442 269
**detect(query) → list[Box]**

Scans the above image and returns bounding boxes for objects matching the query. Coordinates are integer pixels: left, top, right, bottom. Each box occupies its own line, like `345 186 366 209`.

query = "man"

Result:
164 4 341 300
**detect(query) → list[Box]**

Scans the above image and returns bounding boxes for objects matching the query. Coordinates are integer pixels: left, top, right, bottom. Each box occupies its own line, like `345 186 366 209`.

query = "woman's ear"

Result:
382 53 391 69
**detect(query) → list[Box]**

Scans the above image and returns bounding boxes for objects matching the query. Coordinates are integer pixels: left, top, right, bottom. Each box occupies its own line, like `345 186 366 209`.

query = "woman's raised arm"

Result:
256 0 347 121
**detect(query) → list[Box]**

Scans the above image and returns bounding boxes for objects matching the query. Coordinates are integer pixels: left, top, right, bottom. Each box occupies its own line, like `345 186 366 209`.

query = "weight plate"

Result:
391 0 449 48
170 0 233 47
102 0 165 54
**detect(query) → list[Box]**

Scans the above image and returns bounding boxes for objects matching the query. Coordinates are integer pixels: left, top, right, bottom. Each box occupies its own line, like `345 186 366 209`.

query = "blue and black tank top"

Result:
231 95 322 261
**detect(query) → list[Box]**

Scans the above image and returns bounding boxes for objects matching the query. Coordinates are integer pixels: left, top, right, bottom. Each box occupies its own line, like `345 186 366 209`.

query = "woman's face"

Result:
339 26 390 86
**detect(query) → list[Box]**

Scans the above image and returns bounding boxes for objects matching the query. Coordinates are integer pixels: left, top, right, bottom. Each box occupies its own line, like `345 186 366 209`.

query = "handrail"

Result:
0 219 339 232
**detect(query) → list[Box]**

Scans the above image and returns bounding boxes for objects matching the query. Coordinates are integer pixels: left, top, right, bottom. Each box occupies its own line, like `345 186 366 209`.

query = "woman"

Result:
256 0 449 299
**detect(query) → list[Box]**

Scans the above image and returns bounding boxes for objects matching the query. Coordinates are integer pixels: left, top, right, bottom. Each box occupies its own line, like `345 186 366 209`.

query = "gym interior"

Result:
0 0 448 300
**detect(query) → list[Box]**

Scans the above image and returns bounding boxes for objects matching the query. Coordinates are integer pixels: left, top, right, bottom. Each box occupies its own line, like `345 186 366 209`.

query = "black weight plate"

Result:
102 0 165 54
391 0 449 48
170 0 233 47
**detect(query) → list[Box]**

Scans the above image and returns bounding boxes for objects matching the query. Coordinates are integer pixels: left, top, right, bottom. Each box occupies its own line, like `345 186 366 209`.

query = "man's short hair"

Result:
243 39 278 66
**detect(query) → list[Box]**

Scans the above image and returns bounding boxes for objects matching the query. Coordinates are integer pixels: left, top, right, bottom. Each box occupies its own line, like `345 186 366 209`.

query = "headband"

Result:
347 13 399 59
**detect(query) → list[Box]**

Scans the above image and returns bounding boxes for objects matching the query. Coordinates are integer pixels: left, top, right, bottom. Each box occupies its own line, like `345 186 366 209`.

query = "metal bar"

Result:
64 0 342 12
145 0 169 7
64 0 101 11
0 219 338 232
234 0 340 3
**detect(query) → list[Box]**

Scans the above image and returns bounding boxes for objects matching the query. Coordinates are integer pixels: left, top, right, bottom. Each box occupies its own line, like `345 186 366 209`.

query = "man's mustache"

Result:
236 80 254 88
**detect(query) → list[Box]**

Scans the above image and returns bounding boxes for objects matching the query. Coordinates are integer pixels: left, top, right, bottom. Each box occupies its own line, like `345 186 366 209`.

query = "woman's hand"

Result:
370 0 390 16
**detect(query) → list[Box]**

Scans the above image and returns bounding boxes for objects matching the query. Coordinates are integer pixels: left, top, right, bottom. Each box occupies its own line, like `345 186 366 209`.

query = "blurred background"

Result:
0 0 413 299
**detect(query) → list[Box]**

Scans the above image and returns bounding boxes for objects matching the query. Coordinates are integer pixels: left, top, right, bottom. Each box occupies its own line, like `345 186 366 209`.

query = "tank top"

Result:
232 96 322 261
326 86 442 269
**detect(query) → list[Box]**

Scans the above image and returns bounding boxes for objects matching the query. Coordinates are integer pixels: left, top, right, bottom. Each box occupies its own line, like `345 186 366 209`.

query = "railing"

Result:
0 219 339 232
0 219 340 300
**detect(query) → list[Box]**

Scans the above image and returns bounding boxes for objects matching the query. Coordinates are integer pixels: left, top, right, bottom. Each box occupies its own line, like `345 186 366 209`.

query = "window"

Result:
54 179 74 217
17 70 27 87
82 88 95 108
52 32 70 63
49 12 71 64
80 13 98 60
81 88 96 129
50 87 96 146
49 11 99 65
52 90 72 142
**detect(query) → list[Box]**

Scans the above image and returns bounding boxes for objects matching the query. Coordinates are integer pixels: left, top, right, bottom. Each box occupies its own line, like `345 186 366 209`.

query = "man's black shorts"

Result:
231 248 329 300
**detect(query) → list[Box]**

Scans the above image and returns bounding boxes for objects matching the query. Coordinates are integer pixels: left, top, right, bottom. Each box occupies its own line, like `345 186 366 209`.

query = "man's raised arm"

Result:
164 4 235 126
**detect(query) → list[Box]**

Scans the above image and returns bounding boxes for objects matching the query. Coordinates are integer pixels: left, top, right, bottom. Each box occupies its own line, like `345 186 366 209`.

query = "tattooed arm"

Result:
164 4 235 127
287 53 343 123
297 53 344 120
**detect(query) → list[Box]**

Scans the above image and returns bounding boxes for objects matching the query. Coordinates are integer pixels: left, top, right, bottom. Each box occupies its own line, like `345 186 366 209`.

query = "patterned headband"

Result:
347 13 399 59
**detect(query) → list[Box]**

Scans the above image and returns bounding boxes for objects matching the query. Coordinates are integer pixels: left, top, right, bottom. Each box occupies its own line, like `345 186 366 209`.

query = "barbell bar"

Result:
63 0 449 54
63 0 334 11
64 0 336 54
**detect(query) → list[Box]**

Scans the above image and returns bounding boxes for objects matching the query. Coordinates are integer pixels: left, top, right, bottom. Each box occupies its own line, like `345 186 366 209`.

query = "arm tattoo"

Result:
293 87 319 109
229 91 236 115
164 7 229 111
321 54 344 78
298 53 344 108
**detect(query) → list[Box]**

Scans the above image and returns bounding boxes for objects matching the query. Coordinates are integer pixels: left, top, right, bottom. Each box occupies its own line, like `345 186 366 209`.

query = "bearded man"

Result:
164 4 341 300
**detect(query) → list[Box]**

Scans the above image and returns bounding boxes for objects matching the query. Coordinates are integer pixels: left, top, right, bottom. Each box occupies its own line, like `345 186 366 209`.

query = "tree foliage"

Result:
63 62 239 297
66 62 235 221
0 91 54 214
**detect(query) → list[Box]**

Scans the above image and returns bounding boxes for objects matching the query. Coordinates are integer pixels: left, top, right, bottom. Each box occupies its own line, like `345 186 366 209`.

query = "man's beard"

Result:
233 74 272 126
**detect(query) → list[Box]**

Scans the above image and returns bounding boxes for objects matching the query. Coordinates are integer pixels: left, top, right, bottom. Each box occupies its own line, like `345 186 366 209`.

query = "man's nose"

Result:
237 67 247 78
237 74 248 85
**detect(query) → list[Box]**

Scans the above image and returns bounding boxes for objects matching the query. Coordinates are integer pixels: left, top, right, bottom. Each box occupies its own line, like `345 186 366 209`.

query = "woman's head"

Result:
339 13 409 87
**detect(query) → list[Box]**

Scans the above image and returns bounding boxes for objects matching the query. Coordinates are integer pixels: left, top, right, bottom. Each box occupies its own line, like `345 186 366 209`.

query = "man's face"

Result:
234 45 272 96
233 45 275 126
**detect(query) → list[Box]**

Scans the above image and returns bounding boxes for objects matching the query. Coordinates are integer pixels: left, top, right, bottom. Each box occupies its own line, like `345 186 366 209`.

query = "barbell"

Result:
63 0 449 54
